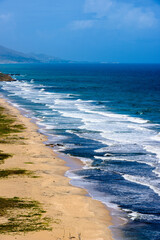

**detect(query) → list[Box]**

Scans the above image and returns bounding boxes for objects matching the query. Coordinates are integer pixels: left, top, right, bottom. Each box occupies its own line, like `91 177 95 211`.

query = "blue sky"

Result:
0 0 160 63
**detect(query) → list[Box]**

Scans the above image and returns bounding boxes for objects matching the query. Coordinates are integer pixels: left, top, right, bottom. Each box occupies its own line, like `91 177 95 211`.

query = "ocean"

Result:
0 63 160 240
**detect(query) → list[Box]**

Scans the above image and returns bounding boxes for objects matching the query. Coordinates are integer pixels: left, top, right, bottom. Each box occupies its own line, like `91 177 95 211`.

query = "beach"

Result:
0 96 113 240
0 63 159 240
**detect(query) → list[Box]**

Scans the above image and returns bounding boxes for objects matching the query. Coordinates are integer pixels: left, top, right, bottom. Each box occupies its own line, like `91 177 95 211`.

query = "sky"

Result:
0 0 160 63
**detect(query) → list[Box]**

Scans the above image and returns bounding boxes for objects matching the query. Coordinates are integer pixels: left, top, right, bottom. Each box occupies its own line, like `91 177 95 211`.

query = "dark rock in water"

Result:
98 101 103 105
104 153 113 156
46 144 55 148
0 72 15 81
10 73 20 76
45 143 64 148
56 143 64 147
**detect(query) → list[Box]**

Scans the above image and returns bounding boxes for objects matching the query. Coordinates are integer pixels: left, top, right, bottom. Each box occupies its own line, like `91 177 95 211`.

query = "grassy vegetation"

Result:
0 104 53 234
0 197 52 234
0 106 25 139
0 151 12 164
0 135 26 145
0 169 33 178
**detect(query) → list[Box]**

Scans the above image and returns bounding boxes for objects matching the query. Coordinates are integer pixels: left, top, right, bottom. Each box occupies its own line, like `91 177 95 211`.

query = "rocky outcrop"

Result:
0 72 14 81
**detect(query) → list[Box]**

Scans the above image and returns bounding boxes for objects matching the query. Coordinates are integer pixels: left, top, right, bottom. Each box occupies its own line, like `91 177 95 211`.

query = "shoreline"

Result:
0 96 114 240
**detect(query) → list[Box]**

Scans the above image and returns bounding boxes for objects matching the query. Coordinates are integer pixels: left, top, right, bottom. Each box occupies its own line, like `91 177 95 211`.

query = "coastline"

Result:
0 96 113 240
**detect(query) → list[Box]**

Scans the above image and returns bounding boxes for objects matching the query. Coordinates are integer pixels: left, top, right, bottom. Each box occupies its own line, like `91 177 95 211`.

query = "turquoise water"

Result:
0 63 160 239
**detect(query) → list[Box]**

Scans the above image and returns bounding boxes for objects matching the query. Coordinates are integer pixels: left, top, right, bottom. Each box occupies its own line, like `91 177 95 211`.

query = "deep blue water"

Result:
0 63 160 240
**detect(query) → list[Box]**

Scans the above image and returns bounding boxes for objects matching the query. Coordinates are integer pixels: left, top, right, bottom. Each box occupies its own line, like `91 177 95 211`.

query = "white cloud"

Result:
0 13 12 22
70 20 94 30
83 0 158 29
84 0 113 18
119 5 157 28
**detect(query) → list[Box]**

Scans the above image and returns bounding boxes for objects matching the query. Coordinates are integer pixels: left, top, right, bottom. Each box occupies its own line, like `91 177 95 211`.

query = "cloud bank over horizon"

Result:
83 0 159 29
0 0 160 63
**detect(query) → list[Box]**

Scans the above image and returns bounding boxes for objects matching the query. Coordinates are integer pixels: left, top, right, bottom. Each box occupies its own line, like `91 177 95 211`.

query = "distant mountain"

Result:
0 45 70 64
0 45 39 63
28 53 69 63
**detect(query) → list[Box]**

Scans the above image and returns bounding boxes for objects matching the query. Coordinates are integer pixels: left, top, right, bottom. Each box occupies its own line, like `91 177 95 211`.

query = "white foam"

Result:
1 79 160 183
153 168 160 178
96 111 149 124
65 170 85 180
123 174 160 196
143 145 160 161
152 133 160 142
94 154 156 168
66 170 120 211
78 157 93 167
128 211 139 221
123 208 160 221
75 105 149 124
94 156 112 161
127 124 151 131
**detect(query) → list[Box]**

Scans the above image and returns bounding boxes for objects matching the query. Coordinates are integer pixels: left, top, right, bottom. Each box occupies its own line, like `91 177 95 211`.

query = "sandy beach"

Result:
0 97 113 240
